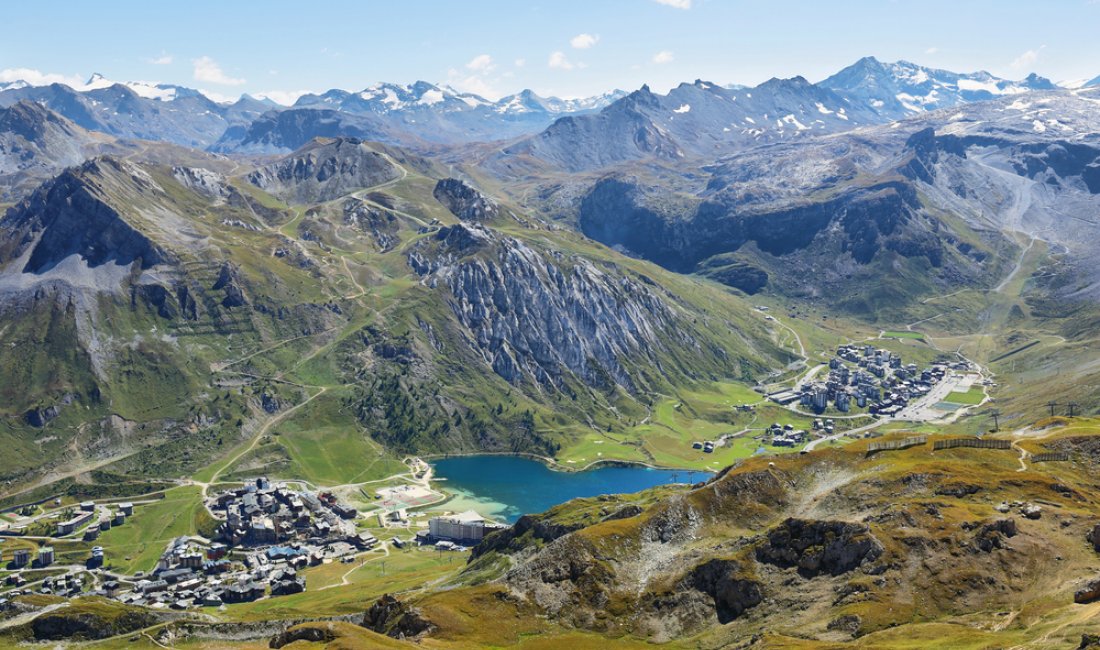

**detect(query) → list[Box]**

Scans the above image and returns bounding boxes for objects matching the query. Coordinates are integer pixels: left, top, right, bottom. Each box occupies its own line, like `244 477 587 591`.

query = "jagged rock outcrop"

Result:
1087 524 1100 552
23 397 69 427
755 518 883 577
24 405 60 427
603 503 644 522
432 178 499 222
212 262 247 308
683 559 764 623
971 518 1017 553
361 594 434 639
172 165 230 200
409 223 696 392
900 127 939 183
633 558 765 638
260 391 284 414
246 137 400 204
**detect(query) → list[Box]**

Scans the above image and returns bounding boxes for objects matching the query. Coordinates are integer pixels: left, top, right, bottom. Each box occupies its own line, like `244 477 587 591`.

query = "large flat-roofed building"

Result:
57 510 95 536
428 511 503 544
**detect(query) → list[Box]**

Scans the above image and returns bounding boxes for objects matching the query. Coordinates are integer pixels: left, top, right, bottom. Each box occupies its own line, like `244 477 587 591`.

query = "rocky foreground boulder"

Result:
1075 577 1100 604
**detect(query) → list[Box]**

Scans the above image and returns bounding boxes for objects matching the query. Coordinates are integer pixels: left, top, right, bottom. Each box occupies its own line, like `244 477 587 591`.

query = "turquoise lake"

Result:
430 455 712 524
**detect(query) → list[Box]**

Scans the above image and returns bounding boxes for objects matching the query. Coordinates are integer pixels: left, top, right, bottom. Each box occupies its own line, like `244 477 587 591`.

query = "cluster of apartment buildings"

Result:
104 508 380 610
0 476 400 611
2 466 525 614
212 477 358 546
765 422 809 447
105 535 313 609
780 345 951 417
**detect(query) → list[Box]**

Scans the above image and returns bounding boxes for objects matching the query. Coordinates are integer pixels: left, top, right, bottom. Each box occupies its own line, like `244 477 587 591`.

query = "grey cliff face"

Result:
409 223 693 392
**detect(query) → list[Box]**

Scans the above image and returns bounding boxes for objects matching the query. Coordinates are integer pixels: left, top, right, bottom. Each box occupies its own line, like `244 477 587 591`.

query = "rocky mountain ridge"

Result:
245 138 402 203
0 100 116 201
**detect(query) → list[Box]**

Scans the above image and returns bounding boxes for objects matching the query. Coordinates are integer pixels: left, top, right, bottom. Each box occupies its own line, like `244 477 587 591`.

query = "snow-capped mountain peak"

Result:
820 56 1059 119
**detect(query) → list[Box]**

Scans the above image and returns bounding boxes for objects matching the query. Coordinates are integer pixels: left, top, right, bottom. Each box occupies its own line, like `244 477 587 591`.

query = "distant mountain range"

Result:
0 74 626 150
493 76 882 172
2 58 1093 158
0 79 271 147
487 57 1098 173
1 57 1098 189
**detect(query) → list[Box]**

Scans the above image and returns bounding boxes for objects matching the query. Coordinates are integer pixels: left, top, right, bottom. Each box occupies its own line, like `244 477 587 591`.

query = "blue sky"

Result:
2 0 1098 102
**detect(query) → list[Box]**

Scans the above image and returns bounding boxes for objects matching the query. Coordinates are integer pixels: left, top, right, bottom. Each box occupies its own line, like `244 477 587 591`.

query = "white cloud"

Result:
466 54 494 72
654 0 691 8
570 33 599 49
0 67 84 87
148 54 173 65
254 89 314 106
197 88 237 103
925 47 939 55
192 56 245 86
1011 45 1045 70
548 51 576 70
652 50 675 64
514 58 526 68
447 54 503 99
446 69 498 99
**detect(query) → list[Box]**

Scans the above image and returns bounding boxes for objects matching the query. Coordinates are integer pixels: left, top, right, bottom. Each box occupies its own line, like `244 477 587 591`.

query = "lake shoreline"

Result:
418 449 712 475
425 455 714 524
